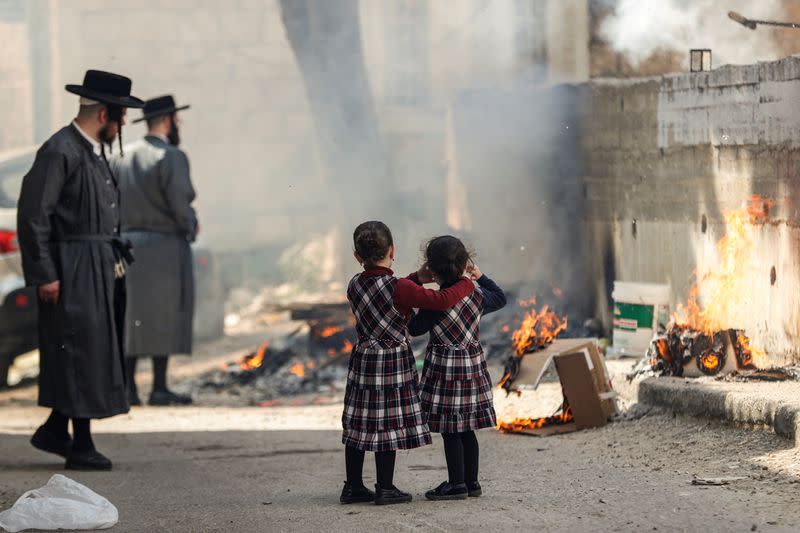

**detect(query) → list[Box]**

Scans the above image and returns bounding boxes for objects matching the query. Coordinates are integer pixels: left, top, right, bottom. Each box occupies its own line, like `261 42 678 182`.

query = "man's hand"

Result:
38 280 60 305
416 264 435 284
466 263 483 281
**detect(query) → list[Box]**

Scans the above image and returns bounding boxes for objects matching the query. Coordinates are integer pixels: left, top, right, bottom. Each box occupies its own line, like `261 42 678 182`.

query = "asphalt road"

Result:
1 406 800 532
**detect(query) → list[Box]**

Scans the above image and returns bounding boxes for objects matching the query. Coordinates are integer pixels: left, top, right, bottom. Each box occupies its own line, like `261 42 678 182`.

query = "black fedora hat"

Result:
133 95 191 123
65 69 144 108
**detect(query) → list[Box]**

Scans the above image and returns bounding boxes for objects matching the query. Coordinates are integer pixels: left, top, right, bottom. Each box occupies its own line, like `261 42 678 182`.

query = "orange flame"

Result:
736 331 764 368
318 326 344 338
699 352 721 373
511 298 568 356
497 405 574 433
328 338 355 357
673 196 769 347
239 341 270 371
289 362 306 378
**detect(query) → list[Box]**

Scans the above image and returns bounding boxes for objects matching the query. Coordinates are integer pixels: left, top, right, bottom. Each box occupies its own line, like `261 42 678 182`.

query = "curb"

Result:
638 377 800 446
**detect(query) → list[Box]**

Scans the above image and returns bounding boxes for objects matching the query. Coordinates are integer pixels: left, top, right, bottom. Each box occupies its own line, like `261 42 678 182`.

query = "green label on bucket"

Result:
613 302 654 331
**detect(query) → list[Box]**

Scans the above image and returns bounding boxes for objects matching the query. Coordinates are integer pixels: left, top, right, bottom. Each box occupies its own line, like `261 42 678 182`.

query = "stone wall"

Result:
581 56 800 364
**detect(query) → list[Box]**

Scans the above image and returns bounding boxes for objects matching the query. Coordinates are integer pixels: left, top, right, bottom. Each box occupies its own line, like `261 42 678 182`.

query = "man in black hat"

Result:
17 70 144 470
110 95 197 406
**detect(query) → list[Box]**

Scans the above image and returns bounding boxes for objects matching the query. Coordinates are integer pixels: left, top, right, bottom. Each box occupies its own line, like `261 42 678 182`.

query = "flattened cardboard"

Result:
517 422 577 437
501 338 617 435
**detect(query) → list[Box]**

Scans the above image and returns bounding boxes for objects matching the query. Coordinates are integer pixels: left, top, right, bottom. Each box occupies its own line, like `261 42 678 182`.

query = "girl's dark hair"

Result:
353 221 393 266
424 235 472 285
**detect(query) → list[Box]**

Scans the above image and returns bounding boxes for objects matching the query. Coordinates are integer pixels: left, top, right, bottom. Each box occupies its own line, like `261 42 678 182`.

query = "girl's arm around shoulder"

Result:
477 274 507 315
395 275 474 311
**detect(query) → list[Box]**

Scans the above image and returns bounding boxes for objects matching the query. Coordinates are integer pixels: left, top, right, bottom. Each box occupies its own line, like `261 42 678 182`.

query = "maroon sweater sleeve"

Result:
393 274 474 317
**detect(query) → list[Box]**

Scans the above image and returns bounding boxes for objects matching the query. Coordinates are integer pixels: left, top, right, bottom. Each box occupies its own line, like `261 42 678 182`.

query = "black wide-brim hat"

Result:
65 69 145 108
133 95 191 123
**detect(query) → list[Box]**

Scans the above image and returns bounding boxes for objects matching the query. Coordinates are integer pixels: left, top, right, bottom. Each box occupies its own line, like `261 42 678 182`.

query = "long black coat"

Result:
111 136 197 357
16 124 128 419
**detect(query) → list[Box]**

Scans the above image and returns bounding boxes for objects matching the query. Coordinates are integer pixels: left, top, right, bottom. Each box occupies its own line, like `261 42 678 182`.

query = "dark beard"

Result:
98 123 115 144
167 121 180 146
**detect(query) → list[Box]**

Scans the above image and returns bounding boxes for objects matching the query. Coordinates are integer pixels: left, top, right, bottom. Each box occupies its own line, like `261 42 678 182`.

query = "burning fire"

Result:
327 338 354 357
674 196 767 336
240 341 270 371
497 403 574 433
496 297 569 392
653 196 771 374
511 298 568 356
289 362 306 378
318 325 344 338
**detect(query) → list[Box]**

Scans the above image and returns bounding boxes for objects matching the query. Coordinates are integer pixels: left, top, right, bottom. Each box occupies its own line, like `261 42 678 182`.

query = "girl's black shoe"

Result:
425 481 468 501
339 481 375 504
466 481 482 497
374 485 412 505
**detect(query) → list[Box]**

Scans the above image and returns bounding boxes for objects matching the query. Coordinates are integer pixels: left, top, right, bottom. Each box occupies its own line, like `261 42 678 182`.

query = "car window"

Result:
0 172 23 208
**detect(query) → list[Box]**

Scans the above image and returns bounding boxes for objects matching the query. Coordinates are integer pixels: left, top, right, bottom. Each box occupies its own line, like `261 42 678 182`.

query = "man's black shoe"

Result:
128 391 142 406
30 426 72 458
148 389 193 406
374 485 412 505
466 481 482 497
65 449 112 471
425 481 468 501
339 481 375 504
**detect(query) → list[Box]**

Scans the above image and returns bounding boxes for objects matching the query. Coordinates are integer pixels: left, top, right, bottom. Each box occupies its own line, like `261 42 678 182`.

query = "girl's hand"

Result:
417 264 435 284
466 263 482 280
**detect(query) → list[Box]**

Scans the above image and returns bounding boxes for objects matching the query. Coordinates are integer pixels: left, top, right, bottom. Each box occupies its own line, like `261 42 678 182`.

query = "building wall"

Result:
48 0 321 252
581 56 800 364
0 0 34 153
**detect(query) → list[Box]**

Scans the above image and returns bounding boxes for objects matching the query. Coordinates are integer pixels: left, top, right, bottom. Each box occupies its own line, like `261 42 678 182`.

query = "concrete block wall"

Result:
581 55 800 364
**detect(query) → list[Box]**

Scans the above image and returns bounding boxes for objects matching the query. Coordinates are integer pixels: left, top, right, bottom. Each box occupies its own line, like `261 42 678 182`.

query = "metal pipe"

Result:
729 11 800 30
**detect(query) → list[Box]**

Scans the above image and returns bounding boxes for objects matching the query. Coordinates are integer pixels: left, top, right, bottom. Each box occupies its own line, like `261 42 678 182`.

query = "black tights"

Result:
43 410 95 452
345 446 396 489
442 431 479 485
126 355 169 394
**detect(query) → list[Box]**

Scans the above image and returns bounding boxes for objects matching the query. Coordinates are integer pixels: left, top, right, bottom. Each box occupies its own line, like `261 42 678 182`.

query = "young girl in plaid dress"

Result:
409 236 506 500
341 222 476 506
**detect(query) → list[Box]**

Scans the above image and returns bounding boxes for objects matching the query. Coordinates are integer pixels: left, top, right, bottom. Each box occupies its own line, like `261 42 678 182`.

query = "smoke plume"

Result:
600 0 786 67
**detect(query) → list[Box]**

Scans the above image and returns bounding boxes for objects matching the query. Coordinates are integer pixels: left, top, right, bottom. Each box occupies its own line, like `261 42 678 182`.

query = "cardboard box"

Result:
505 338 617 435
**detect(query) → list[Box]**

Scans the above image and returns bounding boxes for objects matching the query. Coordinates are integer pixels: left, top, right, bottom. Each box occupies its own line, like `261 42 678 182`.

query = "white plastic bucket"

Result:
612 281 671 356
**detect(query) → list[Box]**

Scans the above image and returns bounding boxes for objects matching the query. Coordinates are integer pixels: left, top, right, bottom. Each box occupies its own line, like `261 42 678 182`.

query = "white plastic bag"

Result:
0 474 118 532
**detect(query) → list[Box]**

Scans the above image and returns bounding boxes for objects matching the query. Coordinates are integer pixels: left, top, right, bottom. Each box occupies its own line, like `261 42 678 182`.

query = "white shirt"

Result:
72 120 102 157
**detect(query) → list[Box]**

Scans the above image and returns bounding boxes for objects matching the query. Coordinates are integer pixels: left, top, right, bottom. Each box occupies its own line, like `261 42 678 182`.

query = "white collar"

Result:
72 120 102 157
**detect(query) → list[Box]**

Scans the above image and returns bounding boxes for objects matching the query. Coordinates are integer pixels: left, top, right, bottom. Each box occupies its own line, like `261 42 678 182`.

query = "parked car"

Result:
0 147 38 387
0 146 225 387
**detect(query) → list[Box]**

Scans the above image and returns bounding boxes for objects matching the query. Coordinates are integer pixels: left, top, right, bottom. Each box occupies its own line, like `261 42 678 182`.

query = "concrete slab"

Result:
639 377 800 445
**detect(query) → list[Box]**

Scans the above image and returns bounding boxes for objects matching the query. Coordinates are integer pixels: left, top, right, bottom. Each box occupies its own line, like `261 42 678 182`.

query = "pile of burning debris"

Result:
647 326 757 377
492 297 595 434
192 304 359 405
644 196 774 379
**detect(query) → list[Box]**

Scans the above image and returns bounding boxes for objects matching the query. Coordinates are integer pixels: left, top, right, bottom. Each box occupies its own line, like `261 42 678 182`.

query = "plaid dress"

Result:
419 288 496 433
342 273 432 452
